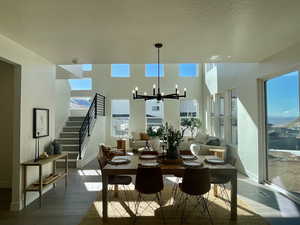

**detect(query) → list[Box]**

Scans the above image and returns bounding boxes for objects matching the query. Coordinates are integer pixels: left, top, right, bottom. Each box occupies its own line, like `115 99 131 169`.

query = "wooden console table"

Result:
22 153 68 208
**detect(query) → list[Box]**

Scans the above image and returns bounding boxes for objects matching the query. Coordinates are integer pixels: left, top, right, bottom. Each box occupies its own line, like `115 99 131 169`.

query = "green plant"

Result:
147 126 164 138
180 117 202 138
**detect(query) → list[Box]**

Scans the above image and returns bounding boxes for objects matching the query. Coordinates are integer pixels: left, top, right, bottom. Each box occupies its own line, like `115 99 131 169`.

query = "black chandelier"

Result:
132 43 187 101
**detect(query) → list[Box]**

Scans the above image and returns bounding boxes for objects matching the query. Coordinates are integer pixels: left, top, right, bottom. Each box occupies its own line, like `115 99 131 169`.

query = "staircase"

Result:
56 116 85 168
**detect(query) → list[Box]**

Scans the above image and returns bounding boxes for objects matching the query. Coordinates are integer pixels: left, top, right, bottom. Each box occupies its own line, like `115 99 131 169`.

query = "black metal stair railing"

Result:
79 93 105 159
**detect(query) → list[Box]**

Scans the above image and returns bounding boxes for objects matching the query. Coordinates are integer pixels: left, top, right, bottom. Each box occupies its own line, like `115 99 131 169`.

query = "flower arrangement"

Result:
165 123 183 159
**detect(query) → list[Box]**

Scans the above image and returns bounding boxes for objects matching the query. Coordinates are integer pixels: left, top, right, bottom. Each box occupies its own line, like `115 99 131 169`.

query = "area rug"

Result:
79 179 269 225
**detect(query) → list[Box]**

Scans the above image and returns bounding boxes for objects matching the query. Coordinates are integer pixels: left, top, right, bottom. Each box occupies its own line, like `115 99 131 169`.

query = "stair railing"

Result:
79 93 105 159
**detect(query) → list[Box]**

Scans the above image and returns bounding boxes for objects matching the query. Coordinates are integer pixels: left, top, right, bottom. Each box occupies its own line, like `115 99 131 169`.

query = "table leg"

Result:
53 161 56 188
213 184 218 197
230 170 237 221
102 172 108 222
39 165 43 208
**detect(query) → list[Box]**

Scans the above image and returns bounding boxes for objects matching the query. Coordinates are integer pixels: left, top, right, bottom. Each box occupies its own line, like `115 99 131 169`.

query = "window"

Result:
145 64 164 77
68 78 92 90
111 100 130 137
217 94 225 139
82 64 92 71
265 71 300 195
70 97 91 109
180 100 199 137
111 64 130 77
145 100 164 131
230 90 238 145
178 64 198 77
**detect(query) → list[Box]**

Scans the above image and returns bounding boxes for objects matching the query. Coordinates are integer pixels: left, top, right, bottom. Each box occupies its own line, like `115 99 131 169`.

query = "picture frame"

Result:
33 108 49 138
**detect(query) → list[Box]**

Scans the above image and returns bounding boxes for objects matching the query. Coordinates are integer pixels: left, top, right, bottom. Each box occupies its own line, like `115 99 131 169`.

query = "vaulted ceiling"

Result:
1 0 300 64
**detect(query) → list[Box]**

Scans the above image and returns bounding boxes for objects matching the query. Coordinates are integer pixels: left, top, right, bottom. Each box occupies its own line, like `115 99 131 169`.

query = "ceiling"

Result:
1 0 300 64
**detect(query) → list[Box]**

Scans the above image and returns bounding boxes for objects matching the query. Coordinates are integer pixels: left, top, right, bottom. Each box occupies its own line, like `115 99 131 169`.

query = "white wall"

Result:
0 61 15 188
203 41 300 181
0 33 56 210
91 64 202 145
55 80 71 137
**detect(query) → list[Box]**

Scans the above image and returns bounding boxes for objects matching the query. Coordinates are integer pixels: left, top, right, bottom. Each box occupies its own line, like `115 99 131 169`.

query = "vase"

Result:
167 145 178 159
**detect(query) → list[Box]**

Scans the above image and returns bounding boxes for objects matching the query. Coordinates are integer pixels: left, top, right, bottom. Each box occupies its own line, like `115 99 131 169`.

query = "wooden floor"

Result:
0 159 299 225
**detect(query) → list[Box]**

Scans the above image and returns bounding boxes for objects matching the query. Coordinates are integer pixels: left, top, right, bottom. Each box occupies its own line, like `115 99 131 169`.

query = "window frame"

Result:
111 99 130 137
145 64 165 77
180 99 200 137
178 63 199 77
145 100 164 131
111 64 130 78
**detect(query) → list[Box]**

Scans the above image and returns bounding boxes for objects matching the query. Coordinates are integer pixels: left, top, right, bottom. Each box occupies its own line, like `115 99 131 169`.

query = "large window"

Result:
145 100 164 131
111 64 130 77
82 64 93 71
68 78 92 90
111 100 130 137
178 64 198 77
180 100 199 137
70 97 91 109
265 71 300 195
145 64 164 77
230 90 238 145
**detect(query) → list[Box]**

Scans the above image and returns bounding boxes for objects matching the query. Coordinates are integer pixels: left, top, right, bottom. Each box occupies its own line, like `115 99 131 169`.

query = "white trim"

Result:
10 201 21 211
245 169 259 182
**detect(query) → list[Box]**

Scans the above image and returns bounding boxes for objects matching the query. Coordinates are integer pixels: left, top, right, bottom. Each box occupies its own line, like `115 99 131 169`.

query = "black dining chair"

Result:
171 150 195 198
209 157 237 209
134 165 165 224
97 148 132 202
177 167 213 225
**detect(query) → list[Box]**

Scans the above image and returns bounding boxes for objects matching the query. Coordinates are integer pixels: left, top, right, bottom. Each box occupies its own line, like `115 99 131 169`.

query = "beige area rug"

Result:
79 179 269 225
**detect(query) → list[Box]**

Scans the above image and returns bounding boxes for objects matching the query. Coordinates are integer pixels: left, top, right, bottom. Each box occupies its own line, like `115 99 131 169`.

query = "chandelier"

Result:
132 43 187 101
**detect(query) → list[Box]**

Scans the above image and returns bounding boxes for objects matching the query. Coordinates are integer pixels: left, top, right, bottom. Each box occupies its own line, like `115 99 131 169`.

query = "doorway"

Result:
264 71 300 198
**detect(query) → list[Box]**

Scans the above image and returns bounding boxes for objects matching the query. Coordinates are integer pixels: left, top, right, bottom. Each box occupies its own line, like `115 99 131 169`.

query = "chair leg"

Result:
180 195 188 224
114 184 119 198
156 192 166 224
133 192 142 224
202 197 214 225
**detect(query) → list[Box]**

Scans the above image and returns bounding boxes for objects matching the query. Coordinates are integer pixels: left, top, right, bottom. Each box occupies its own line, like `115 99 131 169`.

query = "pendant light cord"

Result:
158 47 160 94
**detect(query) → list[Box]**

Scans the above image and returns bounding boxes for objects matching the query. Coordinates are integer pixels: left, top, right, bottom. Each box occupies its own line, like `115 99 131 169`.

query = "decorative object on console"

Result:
132 43 187 101
165 123 183 159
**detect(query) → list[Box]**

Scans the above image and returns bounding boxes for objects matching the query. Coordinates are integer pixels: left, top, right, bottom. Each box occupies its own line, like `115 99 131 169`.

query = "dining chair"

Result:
209 157 237 209
99 144 126 161
177 167 213 225
171 149 195 198
134 165 165 224
140 150 159 155
97 148 132 201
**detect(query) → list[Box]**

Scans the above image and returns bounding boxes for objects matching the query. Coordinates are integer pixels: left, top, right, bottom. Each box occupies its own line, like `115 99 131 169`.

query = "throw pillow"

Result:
140 133 149 141
195 132 208 144
206 137 220 146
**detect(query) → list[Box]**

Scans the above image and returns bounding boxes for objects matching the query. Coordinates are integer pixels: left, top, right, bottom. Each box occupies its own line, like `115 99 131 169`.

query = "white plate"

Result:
140 155 157 159
141 162 159 167
110 158 130 164
181 155 196 160
113 156 130 160
183 161 202 167
205 159 225 164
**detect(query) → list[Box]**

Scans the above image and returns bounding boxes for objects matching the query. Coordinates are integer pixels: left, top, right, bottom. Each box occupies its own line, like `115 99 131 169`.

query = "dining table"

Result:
102 154 237 222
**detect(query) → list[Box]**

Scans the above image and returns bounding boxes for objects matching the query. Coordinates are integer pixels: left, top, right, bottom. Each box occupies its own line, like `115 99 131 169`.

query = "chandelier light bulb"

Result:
162 92 164 96
153 84 156 89
135 87 138 91
144 92 147 95
175 84 178 89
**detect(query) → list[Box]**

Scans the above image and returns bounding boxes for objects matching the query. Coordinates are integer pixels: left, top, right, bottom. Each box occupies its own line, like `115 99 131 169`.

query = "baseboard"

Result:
10 185 53 211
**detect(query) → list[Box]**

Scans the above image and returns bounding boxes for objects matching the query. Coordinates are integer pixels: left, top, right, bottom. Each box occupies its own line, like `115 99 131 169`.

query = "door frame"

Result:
258 69 300 204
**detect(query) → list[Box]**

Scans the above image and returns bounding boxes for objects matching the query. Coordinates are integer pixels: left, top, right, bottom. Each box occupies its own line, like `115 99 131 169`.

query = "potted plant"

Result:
180 118 202 138
165 123 183 159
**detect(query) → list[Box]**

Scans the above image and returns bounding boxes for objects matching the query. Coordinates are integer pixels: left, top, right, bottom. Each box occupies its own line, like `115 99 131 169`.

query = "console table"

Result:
22 153 68 208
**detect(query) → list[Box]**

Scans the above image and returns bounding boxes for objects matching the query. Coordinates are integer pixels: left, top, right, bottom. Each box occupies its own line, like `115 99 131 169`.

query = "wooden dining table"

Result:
102 154 237 222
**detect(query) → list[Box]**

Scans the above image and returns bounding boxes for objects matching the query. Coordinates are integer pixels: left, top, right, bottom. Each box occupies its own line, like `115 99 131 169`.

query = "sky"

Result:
266 71 299 119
